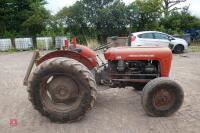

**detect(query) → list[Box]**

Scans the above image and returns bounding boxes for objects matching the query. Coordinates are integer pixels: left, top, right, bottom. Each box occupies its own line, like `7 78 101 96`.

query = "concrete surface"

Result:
0 51 200 133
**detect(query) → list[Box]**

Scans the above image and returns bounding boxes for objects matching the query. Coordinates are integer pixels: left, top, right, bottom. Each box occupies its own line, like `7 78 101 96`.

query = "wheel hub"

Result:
153 89 175 110
54 85 70 100
48 76 79 104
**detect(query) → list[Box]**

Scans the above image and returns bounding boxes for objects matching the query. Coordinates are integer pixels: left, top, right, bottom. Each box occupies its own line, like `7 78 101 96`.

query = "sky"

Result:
45 0 200 17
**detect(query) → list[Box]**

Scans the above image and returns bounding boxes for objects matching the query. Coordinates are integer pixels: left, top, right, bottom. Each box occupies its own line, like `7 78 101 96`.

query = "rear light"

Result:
131 36 136 42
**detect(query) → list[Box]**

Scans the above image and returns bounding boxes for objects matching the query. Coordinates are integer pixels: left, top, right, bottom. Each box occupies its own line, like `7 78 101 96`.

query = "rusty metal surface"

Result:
23 50 39 86
112 79 151 83
153 89 175 110
40 75 82 113
110 73 159 76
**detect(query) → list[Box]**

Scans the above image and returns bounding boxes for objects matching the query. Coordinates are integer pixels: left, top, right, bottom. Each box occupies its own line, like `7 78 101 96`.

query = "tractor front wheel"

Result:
27 57 97 122
142 77 184 117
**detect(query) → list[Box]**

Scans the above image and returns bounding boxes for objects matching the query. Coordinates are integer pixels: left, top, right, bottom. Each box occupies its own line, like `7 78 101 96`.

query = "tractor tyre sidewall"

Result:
27 57 97 123
142 77 184 117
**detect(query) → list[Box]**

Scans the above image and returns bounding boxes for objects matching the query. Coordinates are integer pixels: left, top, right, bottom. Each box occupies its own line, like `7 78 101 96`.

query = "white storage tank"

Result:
55 36 68 49
0 39 12 51
37 37 53 50
15 38 33 50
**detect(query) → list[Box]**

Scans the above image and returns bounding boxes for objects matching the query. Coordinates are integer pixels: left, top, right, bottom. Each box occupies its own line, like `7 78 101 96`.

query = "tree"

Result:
0 0 31 37
160 6 200 34
21 0 50 36
93 0 129 41
0 0 49 39
56 0 129 43
162 0 187 17
41 15 65 37
130 0 162 31
56 1 91 43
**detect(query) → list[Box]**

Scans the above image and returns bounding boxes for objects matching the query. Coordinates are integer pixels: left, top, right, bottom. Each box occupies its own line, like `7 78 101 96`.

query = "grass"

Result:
187 42 200 52
0 48 16 55
86 39 100 49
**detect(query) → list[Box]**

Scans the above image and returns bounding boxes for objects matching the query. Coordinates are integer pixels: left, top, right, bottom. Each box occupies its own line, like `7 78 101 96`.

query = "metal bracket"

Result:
23 50 40 86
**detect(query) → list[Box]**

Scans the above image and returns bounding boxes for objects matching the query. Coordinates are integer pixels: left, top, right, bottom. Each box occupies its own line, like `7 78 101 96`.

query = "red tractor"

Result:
23 39 184 122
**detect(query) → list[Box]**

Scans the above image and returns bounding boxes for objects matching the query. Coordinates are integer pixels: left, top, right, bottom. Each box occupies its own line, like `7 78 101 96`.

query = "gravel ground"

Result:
0 51 200 133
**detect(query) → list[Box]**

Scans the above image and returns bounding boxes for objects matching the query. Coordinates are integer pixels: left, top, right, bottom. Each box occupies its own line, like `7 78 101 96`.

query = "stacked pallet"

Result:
0 39 12 51
15 38 33 50
37 37 53 50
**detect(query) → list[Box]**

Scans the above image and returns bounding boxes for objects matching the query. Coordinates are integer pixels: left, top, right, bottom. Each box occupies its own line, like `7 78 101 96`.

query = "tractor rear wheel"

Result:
27 57 97 122
142 77 184 117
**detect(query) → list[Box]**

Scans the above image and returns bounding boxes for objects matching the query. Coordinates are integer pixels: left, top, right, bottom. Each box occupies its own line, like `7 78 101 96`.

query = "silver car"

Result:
128 31 188 53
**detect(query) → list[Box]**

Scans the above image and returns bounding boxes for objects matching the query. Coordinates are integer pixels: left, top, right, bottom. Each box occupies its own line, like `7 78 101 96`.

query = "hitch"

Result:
23 51 40 86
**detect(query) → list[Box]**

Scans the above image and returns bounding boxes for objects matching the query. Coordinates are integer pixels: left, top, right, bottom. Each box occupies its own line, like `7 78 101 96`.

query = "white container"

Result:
0 39 12 51
37 37 53 50
55 36 67 49
15 38 33 50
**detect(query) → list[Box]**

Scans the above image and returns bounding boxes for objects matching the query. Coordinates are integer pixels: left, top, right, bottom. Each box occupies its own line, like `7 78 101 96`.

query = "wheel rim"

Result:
176 46 183 53
40 74 84 113
153 88 175 111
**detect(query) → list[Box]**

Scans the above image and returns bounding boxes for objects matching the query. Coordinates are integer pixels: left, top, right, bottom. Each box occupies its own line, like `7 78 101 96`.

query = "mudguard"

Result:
37 44 97 69
37 50 97 70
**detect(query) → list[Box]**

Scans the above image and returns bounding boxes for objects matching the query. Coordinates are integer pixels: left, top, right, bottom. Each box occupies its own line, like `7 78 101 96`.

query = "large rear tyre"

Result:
142 77 184 117
27 57 97 122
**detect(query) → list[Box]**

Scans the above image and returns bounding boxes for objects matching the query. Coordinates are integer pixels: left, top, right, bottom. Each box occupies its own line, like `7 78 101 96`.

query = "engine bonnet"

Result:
104 46 172 61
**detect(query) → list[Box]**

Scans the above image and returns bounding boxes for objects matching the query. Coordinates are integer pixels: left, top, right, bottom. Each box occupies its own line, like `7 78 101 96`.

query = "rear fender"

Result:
37 50 96 70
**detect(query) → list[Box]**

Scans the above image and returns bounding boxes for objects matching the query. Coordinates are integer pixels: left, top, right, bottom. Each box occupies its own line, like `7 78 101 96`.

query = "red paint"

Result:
76 44 96 63
72 37 77 48
64 40 69 48
10 119 17 126
104 47 172 77
37 45 97 70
